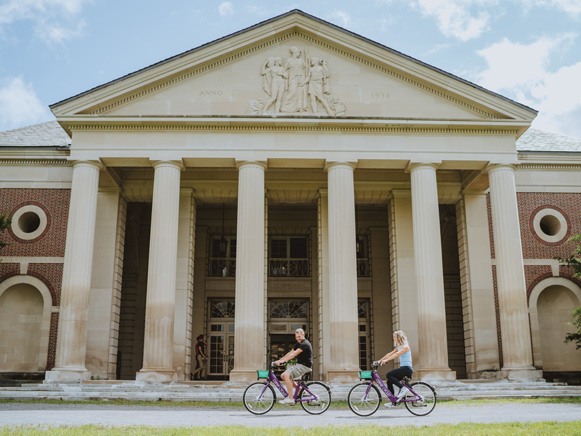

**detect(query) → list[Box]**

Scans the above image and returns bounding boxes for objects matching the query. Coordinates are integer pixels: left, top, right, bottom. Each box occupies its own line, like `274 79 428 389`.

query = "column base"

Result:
44 367 91 383
466 369 500 380
414 368 456 381
500 367 544 381
229 369 258 384
326 369 360 383
135 369 177 383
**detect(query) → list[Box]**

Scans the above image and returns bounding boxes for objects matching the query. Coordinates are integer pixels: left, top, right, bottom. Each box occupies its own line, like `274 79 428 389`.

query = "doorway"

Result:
206 300 235 379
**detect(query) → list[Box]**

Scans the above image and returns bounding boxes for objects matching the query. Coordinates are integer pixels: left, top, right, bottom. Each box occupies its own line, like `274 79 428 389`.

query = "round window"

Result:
532 208 568 244
10 205 49 242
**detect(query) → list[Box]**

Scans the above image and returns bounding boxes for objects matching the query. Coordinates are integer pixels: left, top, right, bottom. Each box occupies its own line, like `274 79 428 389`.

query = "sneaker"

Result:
396 387 409 401
279 397 295 406
384 401 395 408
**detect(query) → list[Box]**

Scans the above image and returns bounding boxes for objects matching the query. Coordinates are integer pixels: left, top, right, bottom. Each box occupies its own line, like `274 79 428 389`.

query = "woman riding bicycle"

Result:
378 330 413 405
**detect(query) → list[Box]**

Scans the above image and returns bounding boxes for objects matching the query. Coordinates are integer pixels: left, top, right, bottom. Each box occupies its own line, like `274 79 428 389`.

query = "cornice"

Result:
63 118 521 136
518 163 581 170
0 159 71 167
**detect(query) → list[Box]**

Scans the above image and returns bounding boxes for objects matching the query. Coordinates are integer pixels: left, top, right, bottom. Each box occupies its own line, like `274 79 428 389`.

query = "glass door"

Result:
208 322 235 378
207 300 236 379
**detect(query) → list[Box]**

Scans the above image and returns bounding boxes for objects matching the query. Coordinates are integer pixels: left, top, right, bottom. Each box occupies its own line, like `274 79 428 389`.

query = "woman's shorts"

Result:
286 363 312 380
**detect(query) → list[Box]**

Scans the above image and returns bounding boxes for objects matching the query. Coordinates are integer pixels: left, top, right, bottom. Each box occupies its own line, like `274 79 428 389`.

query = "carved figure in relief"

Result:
281 46 307 113
249 47 345 116
303 57 334 116
262 57 288 114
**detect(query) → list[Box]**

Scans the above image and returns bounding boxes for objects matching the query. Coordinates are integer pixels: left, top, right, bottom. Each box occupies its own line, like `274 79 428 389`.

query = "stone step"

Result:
0 381 579 402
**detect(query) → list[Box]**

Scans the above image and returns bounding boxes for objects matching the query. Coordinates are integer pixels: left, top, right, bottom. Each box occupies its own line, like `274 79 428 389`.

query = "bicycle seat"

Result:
402 375 412 383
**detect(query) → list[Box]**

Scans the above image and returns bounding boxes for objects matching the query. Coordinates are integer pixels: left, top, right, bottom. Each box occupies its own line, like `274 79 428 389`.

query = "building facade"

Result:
1 10 580 384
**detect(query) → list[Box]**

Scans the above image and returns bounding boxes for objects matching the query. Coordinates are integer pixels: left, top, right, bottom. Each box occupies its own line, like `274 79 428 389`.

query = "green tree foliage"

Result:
0 213 11 250
564 307 581 350
555 234 581 349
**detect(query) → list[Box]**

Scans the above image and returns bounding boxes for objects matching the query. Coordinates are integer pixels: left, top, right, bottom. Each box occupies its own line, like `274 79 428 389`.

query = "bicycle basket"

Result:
359 371 373 380
257 370 270 379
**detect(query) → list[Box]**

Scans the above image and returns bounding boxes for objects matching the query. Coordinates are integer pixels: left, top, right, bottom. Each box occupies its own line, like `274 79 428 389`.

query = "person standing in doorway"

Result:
191 334 208 380
379 330 413 407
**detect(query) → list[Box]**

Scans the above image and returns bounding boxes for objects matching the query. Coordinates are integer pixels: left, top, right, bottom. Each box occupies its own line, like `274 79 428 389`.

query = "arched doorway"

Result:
529 277 581 380
0 280 49 372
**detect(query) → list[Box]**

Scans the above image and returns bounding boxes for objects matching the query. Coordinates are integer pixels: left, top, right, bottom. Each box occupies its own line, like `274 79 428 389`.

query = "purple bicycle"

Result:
348 361 437 416
243 362 331 415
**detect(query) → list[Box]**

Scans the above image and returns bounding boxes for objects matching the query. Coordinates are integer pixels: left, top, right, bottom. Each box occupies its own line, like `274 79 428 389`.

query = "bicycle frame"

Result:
367 370 419 404
258 370 318 403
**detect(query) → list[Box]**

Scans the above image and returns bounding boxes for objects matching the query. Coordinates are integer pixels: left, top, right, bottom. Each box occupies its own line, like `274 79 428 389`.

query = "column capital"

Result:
486 163 516 174
71 160 103 171
324 161 356 172
235 160 267 171
406 162 440 173
318 188 328 197
151 160 184 171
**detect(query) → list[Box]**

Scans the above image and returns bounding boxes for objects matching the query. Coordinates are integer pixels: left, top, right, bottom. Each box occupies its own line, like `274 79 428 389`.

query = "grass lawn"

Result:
1 422 581 435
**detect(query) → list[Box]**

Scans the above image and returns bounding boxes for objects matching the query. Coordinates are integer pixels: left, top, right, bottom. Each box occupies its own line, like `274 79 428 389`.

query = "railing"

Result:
208 258 236 277
357 258 371 277
269 258 310 277
209 257 366 277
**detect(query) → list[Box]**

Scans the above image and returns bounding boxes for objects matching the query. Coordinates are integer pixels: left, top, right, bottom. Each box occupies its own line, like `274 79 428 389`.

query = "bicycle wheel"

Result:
404 382 436 416
300 381 331 415
243 382 275 415
347 383 381 416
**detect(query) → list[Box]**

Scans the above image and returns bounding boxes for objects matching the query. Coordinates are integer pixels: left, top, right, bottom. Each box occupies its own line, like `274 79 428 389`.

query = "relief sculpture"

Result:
250 47 345 116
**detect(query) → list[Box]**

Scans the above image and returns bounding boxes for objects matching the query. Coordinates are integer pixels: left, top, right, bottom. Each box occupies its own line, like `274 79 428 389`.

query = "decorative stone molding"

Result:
0 160 70 167
66 122 518 136
9 203 50 243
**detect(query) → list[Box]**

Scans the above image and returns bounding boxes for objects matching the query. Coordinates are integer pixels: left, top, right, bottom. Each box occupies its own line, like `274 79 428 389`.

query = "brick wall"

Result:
488 192 581 369
518 193 581 259
0 188 70 257
0 188 70 371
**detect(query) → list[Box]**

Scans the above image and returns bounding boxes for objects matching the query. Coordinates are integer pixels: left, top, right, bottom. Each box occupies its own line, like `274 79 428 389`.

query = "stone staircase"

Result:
1 379 580 402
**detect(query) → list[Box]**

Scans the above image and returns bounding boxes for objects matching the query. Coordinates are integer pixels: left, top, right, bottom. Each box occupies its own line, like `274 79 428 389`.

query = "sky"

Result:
1 0 581 138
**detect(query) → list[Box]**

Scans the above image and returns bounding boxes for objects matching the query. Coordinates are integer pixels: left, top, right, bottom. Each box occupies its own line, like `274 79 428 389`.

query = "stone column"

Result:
457 192 499 378
409 163 455 380
46 161 102 382
388 191 418 366
173 189 196 381
230 161 267 383
136 161 183 382
488 164 541 380
325 162 359 382
317 190 331 379
86 188 125 379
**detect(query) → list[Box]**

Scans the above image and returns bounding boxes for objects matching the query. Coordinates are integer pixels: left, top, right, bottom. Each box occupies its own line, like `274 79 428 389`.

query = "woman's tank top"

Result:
398 345 413 368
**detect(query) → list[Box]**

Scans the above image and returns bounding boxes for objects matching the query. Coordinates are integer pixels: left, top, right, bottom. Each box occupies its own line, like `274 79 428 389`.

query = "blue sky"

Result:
1 0 580 138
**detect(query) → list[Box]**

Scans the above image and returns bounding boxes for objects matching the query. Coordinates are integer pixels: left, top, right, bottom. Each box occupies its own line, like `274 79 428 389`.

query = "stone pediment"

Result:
51 10 536 126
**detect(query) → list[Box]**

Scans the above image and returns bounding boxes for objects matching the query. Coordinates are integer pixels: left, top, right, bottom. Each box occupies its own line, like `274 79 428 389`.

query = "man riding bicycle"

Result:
275 328 312 405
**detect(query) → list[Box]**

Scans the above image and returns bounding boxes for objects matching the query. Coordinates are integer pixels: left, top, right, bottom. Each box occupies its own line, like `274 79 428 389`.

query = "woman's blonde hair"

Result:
393 330 408 346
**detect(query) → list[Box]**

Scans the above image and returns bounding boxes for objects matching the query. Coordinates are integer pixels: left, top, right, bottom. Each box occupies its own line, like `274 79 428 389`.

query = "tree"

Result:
555 234 581 349
0 213 11 250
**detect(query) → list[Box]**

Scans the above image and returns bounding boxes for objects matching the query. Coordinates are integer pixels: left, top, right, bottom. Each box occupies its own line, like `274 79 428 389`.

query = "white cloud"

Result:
0 77 51 131
0 0 87 44
517 0 581 17
218 2 234 17
411 0 496 41
475 35 581 138
36 19 85 44
329 10 353 28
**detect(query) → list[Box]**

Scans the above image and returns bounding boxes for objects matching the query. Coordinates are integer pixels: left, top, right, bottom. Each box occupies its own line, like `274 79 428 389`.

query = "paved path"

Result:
0 402 580 428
